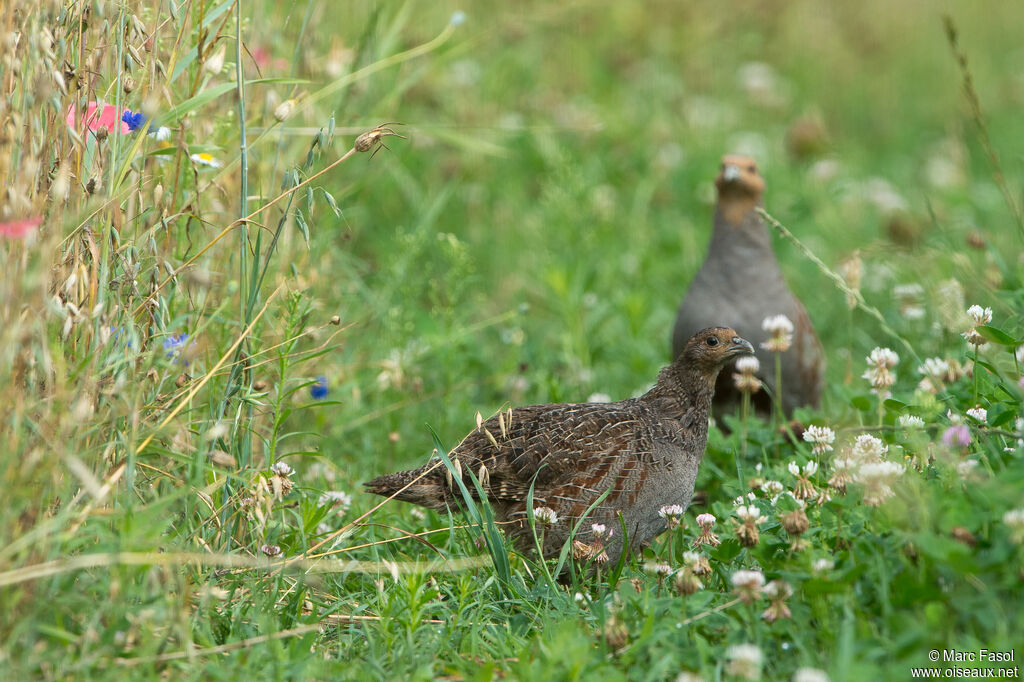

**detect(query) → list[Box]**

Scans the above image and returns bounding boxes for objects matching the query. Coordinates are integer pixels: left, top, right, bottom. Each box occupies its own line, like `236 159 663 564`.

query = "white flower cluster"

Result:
761 314 794 352
802 425 836 455
863 347 899 398
962 304 993 346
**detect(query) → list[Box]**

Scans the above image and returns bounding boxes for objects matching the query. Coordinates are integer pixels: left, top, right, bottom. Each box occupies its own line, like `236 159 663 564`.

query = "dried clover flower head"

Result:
760 314 794 352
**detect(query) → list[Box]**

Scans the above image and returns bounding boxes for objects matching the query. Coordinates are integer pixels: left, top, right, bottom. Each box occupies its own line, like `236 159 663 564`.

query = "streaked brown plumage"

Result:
364 327 754 565
672 155 824 415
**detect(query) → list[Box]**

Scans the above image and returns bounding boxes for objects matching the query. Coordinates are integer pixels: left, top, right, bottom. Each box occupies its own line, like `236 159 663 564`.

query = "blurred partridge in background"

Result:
672 156 824 415
366 328 754 565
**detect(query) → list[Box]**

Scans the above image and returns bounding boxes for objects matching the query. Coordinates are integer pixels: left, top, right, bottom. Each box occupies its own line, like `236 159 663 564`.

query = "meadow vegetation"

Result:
2 0 1023 679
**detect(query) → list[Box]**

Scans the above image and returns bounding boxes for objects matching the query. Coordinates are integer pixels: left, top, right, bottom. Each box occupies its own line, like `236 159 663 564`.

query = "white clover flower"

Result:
854 461 905 506
731 569 766 603
726 643 764 680
802 425 836 455
696 513 716 527
918 357 950 379
735 356 761 374
591 523 607 539
733 354 763 393
956 460 980 480
761 314 794 352
1004 508 1024 544
533 506 558 525
659 504 685 519
962 305 993 346
735 504 767 524
794 668 831 682
682 551 701 566
898 415 925 429
271 461 294 477
644 562 673 576
850 434 888 462
788 461 801 476
966 305 993 326
694 512 721 547
761 480 784 501
867 347 899 368
863 347 899 397
812 558 835 573
966 406 987 423
803 461 819 476
319 490 351 511
587 392 612 404
733 492 756 507
763 579 793 600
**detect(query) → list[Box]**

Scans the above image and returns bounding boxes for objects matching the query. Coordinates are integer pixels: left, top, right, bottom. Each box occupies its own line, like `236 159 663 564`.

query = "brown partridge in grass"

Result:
365 327 754 565
672 155 824 415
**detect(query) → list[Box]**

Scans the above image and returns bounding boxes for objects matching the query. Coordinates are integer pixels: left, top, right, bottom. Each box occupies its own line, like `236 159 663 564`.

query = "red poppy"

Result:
65 102 131 135
0 217 43 239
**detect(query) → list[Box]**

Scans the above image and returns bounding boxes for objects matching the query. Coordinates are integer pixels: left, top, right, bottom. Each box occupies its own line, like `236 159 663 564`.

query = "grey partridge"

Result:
365 327 754 565
672 155 824 415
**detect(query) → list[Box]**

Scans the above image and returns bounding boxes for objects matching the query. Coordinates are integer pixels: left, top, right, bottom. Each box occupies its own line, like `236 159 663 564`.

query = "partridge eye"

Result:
748 165 756 173
706 337 719 347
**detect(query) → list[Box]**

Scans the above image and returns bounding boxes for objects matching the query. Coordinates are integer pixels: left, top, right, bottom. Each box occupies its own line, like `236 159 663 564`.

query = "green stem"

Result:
972 345 980 405
774 351 782 457
740 391 750 461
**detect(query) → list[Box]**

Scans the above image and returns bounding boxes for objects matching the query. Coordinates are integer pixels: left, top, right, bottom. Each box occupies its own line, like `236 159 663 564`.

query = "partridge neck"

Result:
641 364 716 418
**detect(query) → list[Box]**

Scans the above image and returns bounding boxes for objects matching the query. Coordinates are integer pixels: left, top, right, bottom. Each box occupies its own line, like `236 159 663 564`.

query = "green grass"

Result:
2 0 1023 679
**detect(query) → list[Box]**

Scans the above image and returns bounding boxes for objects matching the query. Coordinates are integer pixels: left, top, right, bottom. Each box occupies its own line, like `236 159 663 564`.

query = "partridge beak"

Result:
721 164 741 182
726 336 755 358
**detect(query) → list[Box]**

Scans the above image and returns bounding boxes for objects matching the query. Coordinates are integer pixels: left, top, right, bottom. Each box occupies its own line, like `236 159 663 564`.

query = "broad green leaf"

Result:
975 325 1021 346
851 395 872 412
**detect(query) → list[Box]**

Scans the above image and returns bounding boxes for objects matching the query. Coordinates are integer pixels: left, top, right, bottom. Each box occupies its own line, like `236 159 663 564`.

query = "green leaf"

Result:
974 325 1021 346
851 395 872 412
884 398 907 414
989 404 1017 428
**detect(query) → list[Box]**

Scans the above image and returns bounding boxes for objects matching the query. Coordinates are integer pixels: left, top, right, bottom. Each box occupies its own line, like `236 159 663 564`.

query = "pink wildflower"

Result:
0 217 42 239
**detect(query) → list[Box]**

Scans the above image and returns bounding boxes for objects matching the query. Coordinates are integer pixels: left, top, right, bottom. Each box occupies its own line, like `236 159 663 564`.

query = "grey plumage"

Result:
365 327 754 565
672 155 824 415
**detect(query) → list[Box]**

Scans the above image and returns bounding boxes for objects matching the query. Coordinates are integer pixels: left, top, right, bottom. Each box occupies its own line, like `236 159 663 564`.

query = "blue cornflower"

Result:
310 376 328 400
163 332 189 360
110 326 131 347
121 110 147 131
